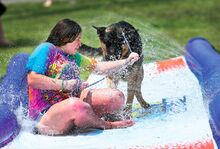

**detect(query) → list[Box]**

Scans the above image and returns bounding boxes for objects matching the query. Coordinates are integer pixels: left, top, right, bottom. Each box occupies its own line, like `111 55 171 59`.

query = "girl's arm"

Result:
27 72 62 90
94 52 139 74
27 72 83 91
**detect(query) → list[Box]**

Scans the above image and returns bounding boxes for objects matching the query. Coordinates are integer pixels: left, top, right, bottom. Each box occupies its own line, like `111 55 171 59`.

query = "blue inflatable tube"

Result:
0 53 29 147
0 103 20 148
185 37 220 147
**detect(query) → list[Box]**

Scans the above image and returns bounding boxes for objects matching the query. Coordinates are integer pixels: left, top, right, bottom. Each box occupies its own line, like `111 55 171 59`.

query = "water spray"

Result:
122 31 143 57
86 31 139 88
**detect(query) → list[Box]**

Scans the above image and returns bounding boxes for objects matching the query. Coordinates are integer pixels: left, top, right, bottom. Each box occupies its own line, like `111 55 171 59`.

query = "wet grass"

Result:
0 0 219 76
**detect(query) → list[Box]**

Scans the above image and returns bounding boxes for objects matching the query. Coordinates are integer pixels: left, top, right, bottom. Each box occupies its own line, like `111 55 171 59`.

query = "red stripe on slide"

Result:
159 138 215 149
120 138 215 149
156 57 186 73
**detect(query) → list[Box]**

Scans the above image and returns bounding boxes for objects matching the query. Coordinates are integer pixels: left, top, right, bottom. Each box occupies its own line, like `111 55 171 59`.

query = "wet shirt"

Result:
26 42 97 120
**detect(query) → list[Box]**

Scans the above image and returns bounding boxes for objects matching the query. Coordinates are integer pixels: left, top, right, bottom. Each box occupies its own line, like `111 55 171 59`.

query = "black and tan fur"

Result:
93 21 150 113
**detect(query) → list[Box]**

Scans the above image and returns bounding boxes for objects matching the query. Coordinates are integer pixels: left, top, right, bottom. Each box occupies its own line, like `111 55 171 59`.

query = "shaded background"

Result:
0 0 219 77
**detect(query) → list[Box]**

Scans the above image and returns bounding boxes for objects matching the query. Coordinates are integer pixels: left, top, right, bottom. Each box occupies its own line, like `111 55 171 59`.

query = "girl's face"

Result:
61 34 81 55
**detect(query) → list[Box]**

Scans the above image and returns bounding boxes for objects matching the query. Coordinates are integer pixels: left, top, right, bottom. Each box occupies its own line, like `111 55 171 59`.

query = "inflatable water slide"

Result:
0 37 220 148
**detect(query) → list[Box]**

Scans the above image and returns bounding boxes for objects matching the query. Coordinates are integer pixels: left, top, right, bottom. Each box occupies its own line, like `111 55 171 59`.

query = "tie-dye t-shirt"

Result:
26 42 97 120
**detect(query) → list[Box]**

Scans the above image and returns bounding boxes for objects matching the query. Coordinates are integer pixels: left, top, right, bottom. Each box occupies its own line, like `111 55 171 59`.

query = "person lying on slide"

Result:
27 18 139 135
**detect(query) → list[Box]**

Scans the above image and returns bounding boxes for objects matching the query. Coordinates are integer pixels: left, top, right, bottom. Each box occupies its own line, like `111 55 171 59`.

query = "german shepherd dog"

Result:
93 21 150 113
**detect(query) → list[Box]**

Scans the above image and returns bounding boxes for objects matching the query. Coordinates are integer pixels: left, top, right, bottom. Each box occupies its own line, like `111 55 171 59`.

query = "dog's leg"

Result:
135 66 150 109
135 85 150 109
124 80 136 114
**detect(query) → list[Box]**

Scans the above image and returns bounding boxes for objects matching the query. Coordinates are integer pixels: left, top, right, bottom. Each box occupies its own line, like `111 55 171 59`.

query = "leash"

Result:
86 59 131 88
86 76 106 88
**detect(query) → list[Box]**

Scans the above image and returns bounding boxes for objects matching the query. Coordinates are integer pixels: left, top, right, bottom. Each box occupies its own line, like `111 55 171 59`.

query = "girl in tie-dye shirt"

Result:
27 19 137 135
27 42 97 120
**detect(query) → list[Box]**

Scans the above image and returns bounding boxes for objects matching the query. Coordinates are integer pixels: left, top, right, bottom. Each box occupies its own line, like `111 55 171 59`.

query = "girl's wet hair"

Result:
46 18 82 46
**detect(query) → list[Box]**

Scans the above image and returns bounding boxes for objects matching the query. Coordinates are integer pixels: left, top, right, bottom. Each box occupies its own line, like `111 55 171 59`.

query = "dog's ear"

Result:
92 25 101 30
92 26 106 36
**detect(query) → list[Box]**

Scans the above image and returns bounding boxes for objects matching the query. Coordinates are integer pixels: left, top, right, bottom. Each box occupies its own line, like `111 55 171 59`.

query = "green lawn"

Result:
0 0 219 77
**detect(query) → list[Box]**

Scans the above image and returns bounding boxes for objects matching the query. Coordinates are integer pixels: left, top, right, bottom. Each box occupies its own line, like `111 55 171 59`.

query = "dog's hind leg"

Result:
134 66 150 109
135 86 150 109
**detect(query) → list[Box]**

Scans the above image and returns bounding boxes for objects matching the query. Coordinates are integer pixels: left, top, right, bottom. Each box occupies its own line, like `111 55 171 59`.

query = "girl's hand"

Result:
64 79 77 91
126 52 140 65
64 80 88 91
80 81 89 90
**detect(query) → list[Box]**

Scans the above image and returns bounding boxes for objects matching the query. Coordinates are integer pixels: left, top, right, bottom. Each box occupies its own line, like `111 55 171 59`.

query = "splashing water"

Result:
1 15 216 148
